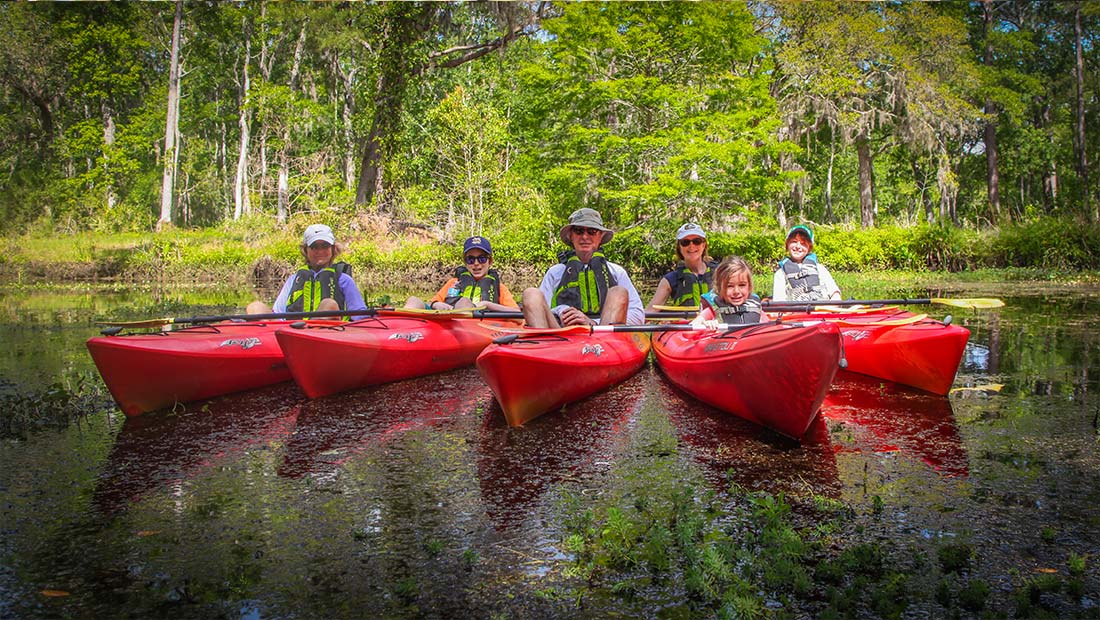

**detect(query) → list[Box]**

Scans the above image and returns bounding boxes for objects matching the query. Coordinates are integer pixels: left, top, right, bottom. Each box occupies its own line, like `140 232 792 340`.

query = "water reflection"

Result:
657 377 842 499
820 372 968 477
92 383 303 515
476 371 645 531
278 370 485 479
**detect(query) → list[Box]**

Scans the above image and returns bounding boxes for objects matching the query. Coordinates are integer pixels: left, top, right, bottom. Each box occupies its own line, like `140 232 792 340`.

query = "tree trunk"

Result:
157 0 183 231
856 134 875 228
824 127 835 223
234 15 252 220
983 0 1002 223
912 158 935 223
277 22 307 224
1073 2 1092 220
102 102 116 212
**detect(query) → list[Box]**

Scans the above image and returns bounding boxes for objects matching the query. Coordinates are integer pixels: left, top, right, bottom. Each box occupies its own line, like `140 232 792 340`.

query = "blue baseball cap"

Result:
463 236 492 255
786 225 814 244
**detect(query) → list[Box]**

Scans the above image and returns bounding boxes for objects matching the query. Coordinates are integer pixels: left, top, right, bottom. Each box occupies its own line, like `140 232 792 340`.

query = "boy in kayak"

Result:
692 256 763 327
771 224 841 302
247 223 368 314
522 208 645 327
646 222 717 311
404 236 520 312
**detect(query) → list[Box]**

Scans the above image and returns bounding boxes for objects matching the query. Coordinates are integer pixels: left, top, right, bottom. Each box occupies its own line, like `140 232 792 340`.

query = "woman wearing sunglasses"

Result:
247 223 367 315
404 236 519 312
645 222 717 311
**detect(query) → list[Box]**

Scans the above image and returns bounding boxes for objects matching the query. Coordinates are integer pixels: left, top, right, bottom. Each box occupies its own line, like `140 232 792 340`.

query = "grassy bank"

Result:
6 215 1100 292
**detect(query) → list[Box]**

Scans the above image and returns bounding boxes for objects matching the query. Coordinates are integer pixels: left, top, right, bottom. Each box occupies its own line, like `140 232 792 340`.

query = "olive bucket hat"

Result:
559 208 614 246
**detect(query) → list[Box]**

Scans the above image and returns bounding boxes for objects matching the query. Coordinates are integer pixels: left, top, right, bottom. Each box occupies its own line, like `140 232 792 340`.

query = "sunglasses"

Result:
464 255 490 264
572 226 603 237
308 242 333 250
678 237 705 247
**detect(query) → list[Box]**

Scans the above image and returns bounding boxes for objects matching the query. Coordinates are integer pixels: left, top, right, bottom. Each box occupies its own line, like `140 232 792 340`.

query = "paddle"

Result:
656 297 1004 311
489 320 774 339
97 307 388 329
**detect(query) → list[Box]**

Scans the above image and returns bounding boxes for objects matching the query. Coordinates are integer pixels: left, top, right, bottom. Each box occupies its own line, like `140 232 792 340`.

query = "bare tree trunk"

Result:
157 0 183 231
1073 2 1092 220
824 127 835 223
983 0 1002 223
856 134 875 228
912 158 935 223
234 15 252 220
102 102 116 212
277 22 307 224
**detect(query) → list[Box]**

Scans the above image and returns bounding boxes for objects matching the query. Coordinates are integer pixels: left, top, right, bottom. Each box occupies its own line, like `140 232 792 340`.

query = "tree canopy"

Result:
0 1 1096 241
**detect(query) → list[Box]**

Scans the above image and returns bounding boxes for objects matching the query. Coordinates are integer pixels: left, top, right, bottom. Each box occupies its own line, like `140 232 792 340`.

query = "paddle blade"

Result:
931 298 1004 309
96 318 175 329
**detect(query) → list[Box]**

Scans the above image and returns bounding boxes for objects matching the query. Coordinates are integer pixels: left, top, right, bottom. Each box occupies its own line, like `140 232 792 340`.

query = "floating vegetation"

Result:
0 372 114 439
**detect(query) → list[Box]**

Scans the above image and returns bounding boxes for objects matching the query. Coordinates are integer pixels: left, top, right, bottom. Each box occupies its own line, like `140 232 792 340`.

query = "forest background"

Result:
1 1 1099 292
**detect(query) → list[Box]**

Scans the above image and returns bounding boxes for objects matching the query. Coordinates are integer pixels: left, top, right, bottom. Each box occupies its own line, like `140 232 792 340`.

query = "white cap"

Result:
303 224 335 246
676 222 706 240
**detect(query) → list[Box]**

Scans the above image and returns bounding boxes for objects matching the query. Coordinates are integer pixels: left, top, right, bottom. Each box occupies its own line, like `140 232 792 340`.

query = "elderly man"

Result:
522 208 645 327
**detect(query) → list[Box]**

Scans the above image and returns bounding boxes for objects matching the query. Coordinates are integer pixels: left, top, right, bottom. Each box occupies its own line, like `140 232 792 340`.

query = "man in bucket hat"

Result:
521 208 644 327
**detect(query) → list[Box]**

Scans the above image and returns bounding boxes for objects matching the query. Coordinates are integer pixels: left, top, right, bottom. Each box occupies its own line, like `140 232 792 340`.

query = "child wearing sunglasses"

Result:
404 236 519 312
771 224 841 302
645 222 717 311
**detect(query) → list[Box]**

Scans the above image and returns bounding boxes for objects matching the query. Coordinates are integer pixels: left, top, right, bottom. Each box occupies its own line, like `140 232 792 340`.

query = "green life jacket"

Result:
668 260 717 307
551 250 617 314
780 254 828 301
702 292 762 324
443 266 501 306
286 262 350 312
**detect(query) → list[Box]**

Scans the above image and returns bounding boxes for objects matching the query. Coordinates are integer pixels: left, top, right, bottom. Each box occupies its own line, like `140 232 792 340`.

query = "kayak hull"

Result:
476 331 651 427
779 309 969 395
276 316 516 398
86 320 317 417
653 322 842 440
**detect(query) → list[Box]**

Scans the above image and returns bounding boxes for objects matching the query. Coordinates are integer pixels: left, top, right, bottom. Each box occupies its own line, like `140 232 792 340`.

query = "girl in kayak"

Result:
771 224 841 302
404 236 520 312
247 223 368 314
645 222 718 312
691 256 764 328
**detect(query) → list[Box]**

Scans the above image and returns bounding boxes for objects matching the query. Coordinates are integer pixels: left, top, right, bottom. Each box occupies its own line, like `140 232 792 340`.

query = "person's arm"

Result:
612 264 646 325
271 275 296 313
817 264 842 300
540 265 570 315
427 278 458 310
645 277 673 312
480 283 520 311
771 268 787 302
338 273 368 311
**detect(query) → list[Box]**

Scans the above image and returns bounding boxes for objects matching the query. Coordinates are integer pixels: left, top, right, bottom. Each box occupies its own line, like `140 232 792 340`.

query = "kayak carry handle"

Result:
493 334 520 345
943 314 953 326
100 326 124 336
290 321 308 329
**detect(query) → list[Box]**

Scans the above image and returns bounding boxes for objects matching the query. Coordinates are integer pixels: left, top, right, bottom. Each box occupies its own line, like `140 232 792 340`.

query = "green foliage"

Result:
937 542 974 574
991 217 1100 269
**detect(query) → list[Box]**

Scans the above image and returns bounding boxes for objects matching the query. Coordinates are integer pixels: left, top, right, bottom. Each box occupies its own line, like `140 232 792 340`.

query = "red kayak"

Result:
653 321 842 440
276 314 517 398
775 308 969 395
476 330 651 427
87 320 336 417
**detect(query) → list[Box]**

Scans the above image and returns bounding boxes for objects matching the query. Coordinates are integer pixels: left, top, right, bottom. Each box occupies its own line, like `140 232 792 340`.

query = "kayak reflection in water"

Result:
404 236 520 312
246 223 367 315
690 256 765 329
521 208 645 328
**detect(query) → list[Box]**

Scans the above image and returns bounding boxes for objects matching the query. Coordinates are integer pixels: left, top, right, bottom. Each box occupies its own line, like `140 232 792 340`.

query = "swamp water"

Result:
1 284 1098 618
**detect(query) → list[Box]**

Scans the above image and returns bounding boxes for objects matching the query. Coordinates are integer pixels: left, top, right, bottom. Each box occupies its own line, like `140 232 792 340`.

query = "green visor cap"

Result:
786 225 814 243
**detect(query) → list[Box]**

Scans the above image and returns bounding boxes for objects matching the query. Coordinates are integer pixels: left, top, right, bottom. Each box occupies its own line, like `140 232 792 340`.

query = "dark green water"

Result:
1 284 1098 618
